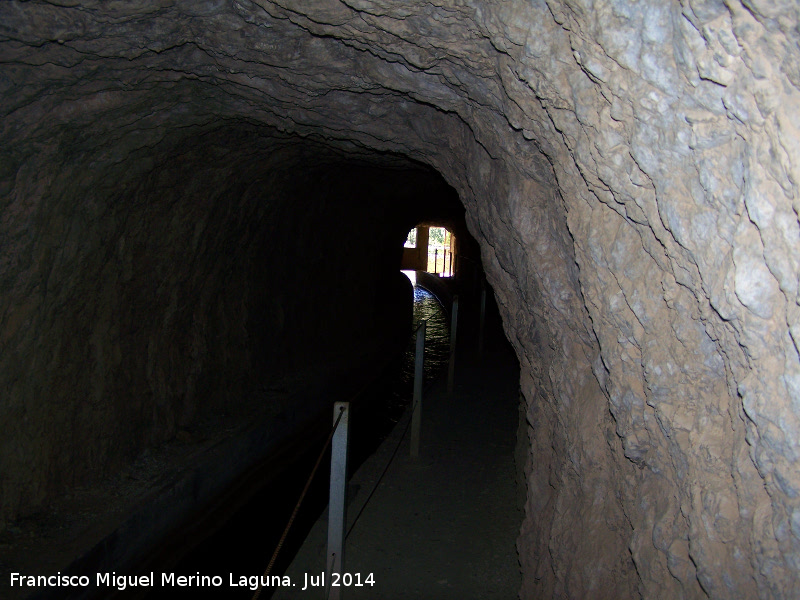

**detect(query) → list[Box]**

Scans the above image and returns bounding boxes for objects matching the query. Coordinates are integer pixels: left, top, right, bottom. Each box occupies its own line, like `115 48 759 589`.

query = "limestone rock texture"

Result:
2 1 800 598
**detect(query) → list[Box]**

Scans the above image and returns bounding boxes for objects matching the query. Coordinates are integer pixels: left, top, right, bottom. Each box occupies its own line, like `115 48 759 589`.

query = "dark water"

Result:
120 285 451 600
346 285 451 442
397 286 450 398
346 286 449 464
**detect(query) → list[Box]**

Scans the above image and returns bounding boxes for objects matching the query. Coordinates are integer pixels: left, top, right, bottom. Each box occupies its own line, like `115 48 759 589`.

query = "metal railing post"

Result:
326 402 349 600
410 321 426 457
447 295 459 394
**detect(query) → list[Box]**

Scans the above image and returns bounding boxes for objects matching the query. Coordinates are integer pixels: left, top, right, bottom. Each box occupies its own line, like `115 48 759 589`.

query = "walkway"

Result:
272 314 522 600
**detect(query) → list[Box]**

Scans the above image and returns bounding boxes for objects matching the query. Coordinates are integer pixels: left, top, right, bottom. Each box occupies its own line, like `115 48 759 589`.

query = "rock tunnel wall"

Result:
2 1 800 598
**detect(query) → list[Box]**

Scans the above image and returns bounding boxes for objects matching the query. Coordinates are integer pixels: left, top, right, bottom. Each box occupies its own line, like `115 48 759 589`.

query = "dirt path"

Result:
272 330 522 600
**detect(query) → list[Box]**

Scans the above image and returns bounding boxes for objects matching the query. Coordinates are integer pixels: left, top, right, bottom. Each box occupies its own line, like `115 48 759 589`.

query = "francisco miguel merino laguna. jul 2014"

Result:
10 571 376 591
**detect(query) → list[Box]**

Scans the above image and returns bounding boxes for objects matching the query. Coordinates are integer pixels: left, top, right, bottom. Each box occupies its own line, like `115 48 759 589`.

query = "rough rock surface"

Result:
2 1 800 598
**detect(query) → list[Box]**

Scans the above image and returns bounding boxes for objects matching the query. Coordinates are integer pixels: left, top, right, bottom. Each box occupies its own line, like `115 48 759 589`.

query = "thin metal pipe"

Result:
326 402 350 600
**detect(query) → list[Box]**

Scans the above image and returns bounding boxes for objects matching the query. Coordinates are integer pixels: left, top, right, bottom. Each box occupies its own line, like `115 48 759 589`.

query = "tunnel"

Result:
2 1 800 599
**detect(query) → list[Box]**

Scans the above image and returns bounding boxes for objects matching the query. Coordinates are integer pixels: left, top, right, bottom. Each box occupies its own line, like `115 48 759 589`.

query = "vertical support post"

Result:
327 402 349 600
448 251 453 277
478 280 486 356
434 248 439 274
410 321 426 457
447 295 459 394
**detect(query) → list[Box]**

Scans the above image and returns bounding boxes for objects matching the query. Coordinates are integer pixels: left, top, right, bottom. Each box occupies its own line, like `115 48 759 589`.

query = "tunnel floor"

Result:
273 290 522 600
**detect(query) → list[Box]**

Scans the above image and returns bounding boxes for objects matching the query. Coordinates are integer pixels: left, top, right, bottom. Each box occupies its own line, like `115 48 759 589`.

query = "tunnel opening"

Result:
401 225 456 278
425 226 455 277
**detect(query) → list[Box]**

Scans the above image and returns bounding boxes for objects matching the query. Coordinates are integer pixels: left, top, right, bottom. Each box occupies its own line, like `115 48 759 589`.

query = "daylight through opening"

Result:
401 225 456 278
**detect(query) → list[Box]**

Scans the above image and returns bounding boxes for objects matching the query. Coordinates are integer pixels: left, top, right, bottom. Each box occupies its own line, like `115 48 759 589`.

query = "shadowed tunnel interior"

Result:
3 1 800 598
2 119 472 490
